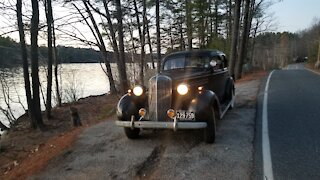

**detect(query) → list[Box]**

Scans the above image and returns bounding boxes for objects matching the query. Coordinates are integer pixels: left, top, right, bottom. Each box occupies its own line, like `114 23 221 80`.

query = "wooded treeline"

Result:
0 37 150 66
1 0 320 130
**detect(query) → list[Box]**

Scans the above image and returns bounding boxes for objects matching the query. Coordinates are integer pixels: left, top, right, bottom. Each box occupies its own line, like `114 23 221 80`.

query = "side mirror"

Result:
210 60 217 67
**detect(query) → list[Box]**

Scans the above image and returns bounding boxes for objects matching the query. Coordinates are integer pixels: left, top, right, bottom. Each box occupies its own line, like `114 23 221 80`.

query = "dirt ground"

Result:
0 94 119 180
24 71 266 180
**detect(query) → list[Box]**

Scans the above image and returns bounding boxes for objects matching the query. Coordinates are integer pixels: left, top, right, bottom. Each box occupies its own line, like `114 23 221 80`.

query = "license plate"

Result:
176 110 195 120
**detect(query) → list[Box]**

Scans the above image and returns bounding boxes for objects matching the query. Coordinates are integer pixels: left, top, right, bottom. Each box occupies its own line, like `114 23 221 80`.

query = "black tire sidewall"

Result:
204 108 216 143
124 127 140 139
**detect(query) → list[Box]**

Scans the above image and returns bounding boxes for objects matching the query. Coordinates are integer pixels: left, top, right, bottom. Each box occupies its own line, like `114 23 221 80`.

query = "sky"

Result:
269 0 320 32
1 0 320 47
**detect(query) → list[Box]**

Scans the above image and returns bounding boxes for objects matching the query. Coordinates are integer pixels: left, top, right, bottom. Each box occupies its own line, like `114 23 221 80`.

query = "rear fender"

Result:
225 77 235 100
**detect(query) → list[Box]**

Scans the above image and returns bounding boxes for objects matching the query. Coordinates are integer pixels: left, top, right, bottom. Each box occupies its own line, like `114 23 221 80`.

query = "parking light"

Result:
139 108 146 117
167 109 175 119
198 86 204 94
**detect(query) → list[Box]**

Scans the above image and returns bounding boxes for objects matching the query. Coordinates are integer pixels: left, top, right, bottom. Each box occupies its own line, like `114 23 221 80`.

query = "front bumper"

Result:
115 117 207 131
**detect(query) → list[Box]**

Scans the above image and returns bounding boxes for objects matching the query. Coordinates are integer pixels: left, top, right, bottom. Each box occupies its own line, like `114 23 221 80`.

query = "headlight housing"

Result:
177 83 189 95
133 85 144 96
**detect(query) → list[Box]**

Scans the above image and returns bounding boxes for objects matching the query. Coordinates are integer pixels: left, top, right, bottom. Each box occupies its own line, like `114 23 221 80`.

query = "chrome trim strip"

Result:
115 121 207 129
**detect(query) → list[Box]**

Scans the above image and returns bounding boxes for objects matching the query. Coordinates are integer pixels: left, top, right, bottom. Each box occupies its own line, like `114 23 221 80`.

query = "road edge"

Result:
262 70 274 180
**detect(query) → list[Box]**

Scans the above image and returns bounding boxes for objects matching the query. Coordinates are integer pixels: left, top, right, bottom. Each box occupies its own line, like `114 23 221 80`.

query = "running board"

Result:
220 101 231 119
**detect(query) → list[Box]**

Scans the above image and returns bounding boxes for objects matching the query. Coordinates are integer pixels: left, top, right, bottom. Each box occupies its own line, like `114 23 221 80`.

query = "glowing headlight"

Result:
133 86 143 96
177 84 189 95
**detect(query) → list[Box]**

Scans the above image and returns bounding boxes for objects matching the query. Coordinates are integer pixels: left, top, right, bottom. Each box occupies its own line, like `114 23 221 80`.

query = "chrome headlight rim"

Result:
133 85 144 96
177 83 189 95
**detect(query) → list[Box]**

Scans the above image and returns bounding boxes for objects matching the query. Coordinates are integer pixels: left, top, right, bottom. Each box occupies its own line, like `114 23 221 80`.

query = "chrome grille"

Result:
148 75 172 121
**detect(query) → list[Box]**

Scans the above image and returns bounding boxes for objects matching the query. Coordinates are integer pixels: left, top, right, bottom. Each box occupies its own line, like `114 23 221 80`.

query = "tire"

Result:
204 108 216 143
124 127 140 139
229 88 235 110
124 115 140 139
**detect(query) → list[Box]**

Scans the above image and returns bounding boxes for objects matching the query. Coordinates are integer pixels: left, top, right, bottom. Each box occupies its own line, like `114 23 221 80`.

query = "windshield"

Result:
163 55 211 70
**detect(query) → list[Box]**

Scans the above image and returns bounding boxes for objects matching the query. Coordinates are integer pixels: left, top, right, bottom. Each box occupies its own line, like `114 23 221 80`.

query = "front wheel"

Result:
204 108 216 143
124 127 140 139
124 115 140 139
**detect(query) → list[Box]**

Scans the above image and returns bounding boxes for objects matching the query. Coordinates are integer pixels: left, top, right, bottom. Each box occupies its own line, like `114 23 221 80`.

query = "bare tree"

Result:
45 0 53 119
0 73 17 125
229 0 242 77
16 0 36 128
53 21 61 107
132 0 146 85
87 0 123 92
115 0 129 93
141 0 147 83
186 0 192 50
236 0 251 79
31 0 44 128
146 19 155 69
156 0 161 72
73 1 117 94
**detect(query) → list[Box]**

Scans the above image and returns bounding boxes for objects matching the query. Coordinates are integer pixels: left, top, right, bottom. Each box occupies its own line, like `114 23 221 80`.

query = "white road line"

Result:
306 68 320 76
262 70 275 180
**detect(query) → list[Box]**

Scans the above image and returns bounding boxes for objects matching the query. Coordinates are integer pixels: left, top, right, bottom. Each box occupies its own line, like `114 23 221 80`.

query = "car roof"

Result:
163 49 225 61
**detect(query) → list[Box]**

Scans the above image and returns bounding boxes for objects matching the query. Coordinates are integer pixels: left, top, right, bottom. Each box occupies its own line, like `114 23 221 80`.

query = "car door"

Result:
209 55 229 103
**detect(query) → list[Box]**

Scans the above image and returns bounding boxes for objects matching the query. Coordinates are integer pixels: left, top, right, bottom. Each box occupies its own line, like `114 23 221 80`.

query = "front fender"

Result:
117 94 147 121
189 90 221 121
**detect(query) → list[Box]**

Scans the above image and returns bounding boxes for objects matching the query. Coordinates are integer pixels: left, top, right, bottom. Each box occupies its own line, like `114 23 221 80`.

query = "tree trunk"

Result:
17 0 36 128
214 0 219 37
146 19 155 69
156 0 161 72
45 0 53 119
79 1 117 94
31 0 44 128
115 0 129 93
229 0 241 77
141 0 147 79
133 0 146 85
52 21 61 107
227 0 232 44
179 20 185 50
169 25 174 50
186 0 192 50
249 19 259 66
128 20 137 54
236 0 251 79
101 0 121 84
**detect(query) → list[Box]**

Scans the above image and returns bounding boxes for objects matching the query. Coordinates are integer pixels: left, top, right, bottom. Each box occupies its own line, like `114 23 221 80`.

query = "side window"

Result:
212 56 223 70
222 56 228 68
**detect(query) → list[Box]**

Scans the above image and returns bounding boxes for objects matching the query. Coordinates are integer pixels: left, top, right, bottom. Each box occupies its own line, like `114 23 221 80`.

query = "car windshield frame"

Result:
163 55 212 71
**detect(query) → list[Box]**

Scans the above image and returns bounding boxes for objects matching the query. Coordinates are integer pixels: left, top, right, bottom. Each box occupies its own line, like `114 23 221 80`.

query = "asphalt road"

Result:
255 64 320 179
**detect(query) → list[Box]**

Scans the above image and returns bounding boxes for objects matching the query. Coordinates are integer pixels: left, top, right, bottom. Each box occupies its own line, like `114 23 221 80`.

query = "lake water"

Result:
0 63 148 128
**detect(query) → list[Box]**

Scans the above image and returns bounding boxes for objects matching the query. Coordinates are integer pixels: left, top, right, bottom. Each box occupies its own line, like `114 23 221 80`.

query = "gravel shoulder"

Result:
31 78 262 180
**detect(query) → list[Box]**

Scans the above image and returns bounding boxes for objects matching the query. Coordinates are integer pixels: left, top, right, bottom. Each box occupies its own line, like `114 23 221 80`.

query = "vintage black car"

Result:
115 49 235 143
